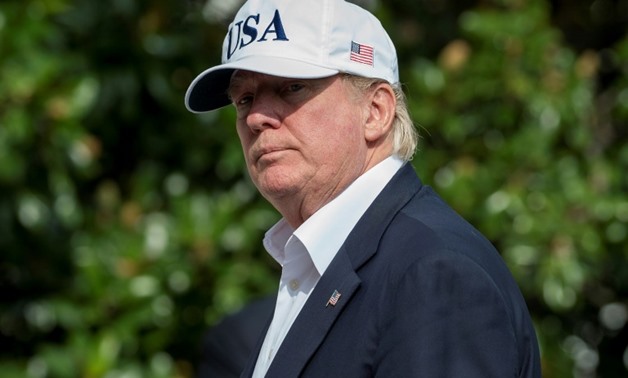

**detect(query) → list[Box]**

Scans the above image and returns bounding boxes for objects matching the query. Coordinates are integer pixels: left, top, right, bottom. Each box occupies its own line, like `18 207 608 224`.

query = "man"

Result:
185 0 542 377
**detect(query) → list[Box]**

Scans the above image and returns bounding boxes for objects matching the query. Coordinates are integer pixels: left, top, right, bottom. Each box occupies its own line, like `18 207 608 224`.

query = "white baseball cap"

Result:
185 0 399 113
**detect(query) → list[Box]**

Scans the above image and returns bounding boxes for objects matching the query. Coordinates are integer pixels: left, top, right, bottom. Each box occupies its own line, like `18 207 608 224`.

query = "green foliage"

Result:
0 0 625 377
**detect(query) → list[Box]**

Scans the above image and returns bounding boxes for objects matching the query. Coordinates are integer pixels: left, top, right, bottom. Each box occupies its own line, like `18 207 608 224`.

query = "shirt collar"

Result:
264 156 404 275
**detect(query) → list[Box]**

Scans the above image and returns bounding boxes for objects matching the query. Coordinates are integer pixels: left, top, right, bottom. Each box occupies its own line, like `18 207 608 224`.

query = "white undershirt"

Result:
252 156 404 377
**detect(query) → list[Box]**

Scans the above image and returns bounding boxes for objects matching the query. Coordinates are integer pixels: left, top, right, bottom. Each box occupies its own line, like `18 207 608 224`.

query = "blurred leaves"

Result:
0 0 626 377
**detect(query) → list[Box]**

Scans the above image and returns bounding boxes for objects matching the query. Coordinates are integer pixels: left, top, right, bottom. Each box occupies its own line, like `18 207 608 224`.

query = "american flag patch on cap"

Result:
350 41 374 66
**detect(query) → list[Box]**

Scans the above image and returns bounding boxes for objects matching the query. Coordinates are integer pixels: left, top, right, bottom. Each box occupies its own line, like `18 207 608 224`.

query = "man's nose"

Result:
245 94 281 133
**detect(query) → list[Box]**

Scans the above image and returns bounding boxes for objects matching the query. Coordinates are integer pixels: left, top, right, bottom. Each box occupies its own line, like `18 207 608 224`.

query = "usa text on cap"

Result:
185 0 399 113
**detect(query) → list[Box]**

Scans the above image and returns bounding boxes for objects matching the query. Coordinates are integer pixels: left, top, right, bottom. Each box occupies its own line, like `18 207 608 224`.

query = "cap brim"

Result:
185 56 340 113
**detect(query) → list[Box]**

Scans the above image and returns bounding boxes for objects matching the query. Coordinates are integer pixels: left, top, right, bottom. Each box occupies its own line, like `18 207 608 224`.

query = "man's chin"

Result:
254 171 301 199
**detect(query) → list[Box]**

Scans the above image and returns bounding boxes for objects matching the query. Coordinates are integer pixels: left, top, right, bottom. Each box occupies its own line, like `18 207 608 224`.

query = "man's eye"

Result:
286 83 305 93
235 95 253 106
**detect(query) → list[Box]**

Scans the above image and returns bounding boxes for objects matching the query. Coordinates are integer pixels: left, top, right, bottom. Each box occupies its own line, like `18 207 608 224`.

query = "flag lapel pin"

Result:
326 290 342 307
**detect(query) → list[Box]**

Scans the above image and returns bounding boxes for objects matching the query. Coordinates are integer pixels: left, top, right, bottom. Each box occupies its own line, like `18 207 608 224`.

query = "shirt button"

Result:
289 279 300 291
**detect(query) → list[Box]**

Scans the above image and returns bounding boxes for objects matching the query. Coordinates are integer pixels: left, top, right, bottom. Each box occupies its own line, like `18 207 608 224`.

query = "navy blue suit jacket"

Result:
241 163 541 377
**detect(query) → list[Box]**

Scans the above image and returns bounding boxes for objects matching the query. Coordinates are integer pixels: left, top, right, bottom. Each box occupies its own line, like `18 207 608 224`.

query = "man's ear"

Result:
364 83 396 143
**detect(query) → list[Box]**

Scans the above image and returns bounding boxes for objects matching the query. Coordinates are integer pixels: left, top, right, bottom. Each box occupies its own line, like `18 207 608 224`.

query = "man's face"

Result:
228 71 371 225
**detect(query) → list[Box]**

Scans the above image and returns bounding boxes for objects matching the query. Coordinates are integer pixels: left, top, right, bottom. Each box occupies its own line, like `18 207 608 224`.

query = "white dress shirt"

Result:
252 156 404 377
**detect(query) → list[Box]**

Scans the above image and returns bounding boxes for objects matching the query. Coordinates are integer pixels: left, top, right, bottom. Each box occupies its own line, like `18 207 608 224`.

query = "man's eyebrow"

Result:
229 71 253 88
227 74 248 98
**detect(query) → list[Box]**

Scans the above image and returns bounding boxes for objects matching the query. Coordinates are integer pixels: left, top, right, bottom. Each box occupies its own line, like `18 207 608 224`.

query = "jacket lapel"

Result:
342 163 421 270
265 250 360 377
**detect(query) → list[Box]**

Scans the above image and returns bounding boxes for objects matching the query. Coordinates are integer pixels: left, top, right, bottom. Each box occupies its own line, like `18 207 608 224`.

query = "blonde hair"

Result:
342 74 418 161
